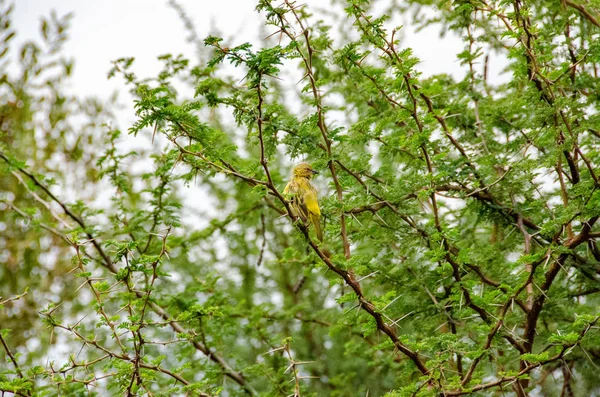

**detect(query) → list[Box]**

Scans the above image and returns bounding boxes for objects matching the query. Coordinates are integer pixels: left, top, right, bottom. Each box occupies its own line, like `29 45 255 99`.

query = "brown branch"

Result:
336 163 531 317
446 316 599 396
345 202 388 214
0 334 25 381
523 216 599 371
306 237 430 375
0 151 116 273
459 250 551 385
0 152 258 396
437 184 540 231
53 325 213 397
565 0 600 28
166 105 431 377
280 1 351 259
142 176 169 253
256 71 278 193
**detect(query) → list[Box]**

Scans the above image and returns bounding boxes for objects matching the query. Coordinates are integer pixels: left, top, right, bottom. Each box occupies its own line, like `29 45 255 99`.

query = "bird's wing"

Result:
283 180 292 195
303 184 322 242
303 185 320 217
284 179 309 222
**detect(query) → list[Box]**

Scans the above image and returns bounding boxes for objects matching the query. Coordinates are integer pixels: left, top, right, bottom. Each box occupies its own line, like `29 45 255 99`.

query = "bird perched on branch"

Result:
283 162 323 242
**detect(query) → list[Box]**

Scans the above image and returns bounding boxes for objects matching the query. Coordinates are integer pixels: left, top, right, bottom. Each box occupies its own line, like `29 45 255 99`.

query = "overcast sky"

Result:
12 1 260 123
12 1 477 120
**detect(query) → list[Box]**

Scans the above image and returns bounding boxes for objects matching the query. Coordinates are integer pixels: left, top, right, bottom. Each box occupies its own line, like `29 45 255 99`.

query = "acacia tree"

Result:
2 0 600 396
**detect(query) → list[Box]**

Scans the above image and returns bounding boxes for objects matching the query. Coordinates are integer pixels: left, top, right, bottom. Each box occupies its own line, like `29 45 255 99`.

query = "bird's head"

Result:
293 162 319 179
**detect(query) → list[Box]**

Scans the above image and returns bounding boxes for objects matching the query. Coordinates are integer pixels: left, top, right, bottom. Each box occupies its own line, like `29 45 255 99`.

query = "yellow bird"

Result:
283 162 323 242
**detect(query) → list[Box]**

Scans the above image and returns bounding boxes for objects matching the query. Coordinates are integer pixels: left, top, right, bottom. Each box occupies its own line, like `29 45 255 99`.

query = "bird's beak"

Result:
311 169 319 175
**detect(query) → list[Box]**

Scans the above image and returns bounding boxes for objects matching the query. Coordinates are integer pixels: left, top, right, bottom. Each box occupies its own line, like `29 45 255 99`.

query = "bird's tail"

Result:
310 213 323 242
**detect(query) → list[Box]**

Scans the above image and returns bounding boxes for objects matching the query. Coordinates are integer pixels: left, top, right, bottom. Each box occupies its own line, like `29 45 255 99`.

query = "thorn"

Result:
263 346 286 355
374 212 389 227
350 212 364 227
357 270 379 282
390 310 415 327
152 121 158 144
343 303 361 316
264 29 284 40
381 294 403 311
296 72 310 86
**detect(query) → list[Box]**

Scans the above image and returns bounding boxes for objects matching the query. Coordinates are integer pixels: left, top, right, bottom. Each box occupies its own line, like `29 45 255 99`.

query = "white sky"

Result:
12 0 263 125
12 0 480 125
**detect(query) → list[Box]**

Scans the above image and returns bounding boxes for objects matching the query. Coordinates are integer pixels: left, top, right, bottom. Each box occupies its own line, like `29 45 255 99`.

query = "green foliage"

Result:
1 0 600 396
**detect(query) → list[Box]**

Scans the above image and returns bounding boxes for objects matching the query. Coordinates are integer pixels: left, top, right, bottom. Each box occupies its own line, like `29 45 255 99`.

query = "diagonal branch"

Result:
565 0 600 28
279 1 351 259
0 152 258 396
169 113 431 377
